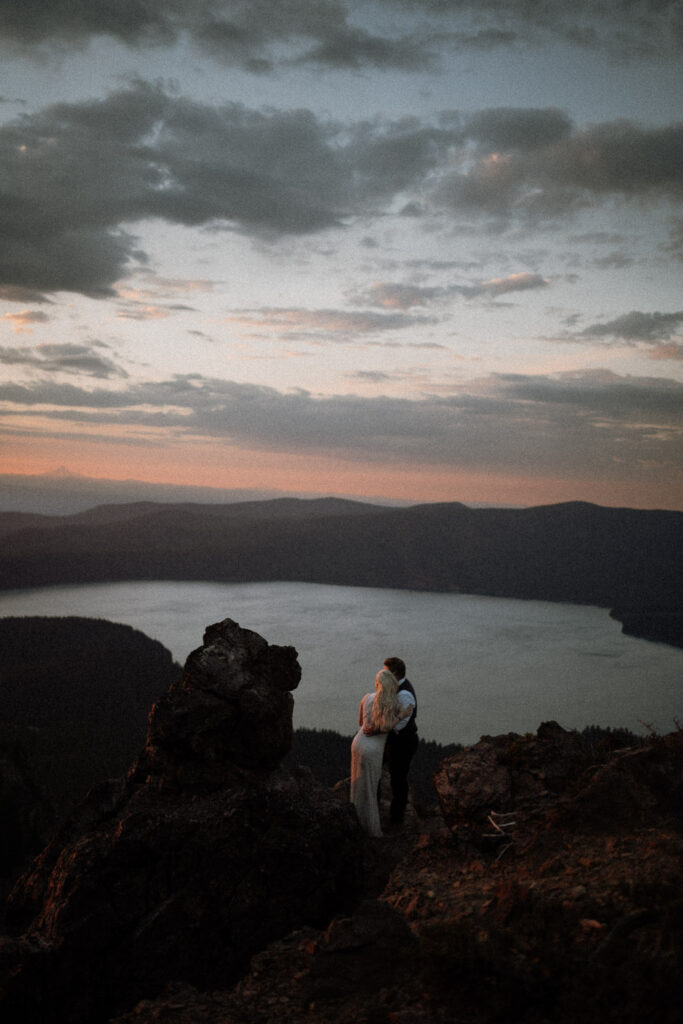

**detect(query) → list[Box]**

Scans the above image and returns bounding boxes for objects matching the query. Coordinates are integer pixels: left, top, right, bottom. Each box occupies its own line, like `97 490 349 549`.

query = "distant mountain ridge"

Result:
0 498 680 644
0 471 408 515
0 471 297 515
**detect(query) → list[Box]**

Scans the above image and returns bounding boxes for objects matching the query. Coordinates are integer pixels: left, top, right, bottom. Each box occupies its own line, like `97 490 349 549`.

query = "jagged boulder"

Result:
434 721 683 842
0 619 363 1024
433 720 590 837
130 618 301 790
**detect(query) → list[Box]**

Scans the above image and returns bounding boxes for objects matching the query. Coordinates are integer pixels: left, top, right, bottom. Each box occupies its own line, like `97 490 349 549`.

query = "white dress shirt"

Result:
393 677 416 732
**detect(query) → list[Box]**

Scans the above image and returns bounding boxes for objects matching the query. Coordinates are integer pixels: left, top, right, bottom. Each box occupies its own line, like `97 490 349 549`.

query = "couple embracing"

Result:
350 657 418 837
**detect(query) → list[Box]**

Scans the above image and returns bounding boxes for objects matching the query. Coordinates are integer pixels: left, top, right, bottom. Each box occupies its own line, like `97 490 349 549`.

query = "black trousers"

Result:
387 730 418 823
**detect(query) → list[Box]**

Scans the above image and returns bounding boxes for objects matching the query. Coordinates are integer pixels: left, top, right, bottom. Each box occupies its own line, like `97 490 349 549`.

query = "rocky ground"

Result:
1 621 681 1024
110 727 682 1024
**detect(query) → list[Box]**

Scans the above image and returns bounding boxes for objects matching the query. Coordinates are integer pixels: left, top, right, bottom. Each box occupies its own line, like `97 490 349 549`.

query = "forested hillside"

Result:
1 498 680 647
0 617 181 819
283 727 465 810
0 500 681 646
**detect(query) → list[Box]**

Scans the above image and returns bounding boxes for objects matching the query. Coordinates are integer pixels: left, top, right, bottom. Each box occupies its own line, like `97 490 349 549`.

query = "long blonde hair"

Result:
371 669 400 732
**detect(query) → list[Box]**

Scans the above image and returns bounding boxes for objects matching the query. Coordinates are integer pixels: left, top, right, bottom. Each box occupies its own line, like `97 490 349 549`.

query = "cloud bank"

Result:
0 341 127 379
2 366 680 487
2 83 681 299
1 0 680 63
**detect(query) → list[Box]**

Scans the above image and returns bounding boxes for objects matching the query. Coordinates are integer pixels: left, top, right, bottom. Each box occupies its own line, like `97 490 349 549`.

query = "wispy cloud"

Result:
116 304 173 322
226 306 436 340
351 272 550 310
1 369 680 486
580 310 683 343
647 343 683 362
2 309 50 333
0 342 127 379
462 273 550 298
349 282 443 310
570 311 683 361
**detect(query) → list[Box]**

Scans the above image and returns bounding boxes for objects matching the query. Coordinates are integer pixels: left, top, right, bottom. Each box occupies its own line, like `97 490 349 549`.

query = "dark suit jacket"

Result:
390 677 417 749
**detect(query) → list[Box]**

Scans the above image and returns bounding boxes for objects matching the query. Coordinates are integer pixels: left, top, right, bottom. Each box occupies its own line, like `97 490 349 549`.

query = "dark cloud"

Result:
1 228 139 298
1 369 680 484
496 368 683 418
197 6 435 72
0 0 434 71
385 0 683 58
2 0 680 64
0 285 52 303
435 117 683 223
580 310 683 342
0 82 349 295
1 83 680 297
344 116 452 202
0 341 126 378
546 122 683 197
0 0 176 47
292 23 433 70
466 108 573 151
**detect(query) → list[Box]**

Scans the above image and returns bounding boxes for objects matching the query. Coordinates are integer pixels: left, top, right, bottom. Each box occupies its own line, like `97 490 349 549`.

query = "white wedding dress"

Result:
350 693 388 837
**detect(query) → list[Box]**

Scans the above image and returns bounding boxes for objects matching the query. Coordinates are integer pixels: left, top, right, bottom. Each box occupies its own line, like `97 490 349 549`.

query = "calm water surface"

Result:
1 581 680 745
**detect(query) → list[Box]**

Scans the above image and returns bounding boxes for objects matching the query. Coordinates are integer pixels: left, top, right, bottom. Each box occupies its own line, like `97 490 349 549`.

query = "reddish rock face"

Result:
433 720 591 835
434 720 683 842
1 619 362 1024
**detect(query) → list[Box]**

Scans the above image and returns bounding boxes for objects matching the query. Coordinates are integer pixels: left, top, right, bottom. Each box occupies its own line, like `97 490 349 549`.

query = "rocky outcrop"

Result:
0 620 363 1024
433 719 600 851
128 617 301 789
2 629 681 1024
112 724 683 1024
434 720 683 843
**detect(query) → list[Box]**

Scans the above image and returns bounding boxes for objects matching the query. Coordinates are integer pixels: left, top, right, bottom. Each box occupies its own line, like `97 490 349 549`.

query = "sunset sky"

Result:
1 1 682 510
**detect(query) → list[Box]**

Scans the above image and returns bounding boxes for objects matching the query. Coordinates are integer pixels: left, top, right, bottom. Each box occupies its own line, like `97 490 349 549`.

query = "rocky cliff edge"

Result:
0 619 363 1023
1 620 681 1024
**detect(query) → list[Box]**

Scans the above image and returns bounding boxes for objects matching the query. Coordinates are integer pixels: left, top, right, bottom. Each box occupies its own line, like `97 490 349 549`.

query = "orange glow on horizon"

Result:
2 434 681 510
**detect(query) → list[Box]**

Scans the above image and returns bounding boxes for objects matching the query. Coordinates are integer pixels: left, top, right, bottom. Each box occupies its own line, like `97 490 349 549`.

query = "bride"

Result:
350 668 411 837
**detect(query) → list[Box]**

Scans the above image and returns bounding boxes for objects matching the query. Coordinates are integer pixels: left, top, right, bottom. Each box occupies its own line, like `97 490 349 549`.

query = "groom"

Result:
384 656 418 825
